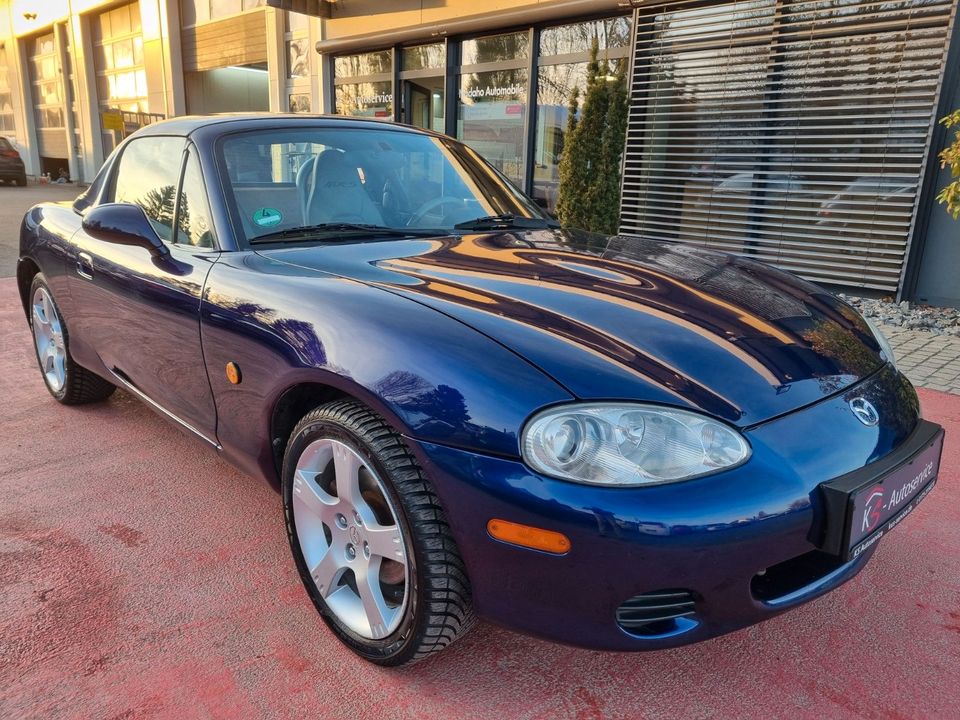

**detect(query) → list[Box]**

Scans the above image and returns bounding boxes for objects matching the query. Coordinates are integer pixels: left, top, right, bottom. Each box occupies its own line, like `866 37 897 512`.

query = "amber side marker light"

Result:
225 362 242 384
487 519 571 555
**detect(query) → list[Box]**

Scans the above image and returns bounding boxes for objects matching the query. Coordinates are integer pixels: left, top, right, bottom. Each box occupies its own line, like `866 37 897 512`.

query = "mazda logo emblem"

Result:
849 397 880 426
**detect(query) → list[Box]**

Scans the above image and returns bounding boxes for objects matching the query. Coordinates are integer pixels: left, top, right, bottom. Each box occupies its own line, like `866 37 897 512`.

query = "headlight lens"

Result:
864 317 896 368
522 403 750 486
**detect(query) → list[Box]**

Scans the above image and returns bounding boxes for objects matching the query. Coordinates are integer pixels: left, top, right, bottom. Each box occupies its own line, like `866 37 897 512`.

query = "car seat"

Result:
302 150 384 226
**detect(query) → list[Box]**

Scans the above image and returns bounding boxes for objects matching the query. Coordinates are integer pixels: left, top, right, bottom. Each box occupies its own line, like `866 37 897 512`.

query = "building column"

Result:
141 0 185 120
10 36 39 177
69 11 103 181
265 8 285 112
316 20 331 114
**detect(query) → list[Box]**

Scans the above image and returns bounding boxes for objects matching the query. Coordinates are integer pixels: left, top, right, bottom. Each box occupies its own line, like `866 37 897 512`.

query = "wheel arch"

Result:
269 381 350 480
267 377 421 484
16 256 40 318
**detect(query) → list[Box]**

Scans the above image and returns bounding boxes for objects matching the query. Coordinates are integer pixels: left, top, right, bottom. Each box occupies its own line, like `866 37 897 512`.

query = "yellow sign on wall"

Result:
101 110 124 132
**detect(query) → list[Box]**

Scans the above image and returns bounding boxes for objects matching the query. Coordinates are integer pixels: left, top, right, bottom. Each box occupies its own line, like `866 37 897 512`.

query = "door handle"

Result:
76 252 94 279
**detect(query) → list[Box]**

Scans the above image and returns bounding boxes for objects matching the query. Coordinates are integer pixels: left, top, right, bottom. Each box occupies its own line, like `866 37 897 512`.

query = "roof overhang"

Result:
315 0 634 55
265 0 332 19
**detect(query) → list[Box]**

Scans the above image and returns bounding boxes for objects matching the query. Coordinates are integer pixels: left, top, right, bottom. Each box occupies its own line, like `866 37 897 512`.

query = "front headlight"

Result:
521 403 750 486
863 317 896 368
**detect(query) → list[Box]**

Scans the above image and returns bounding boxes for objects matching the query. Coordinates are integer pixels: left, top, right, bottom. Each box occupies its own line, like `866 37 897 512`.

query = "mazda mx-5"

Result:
17 115 945 665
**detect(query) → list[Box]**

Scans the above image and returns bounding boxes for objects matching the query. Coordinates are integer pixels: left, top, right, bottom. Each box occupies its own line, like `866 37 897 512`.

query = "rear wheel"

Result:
282 400 474 665
29 274 115 404
16 174 27 187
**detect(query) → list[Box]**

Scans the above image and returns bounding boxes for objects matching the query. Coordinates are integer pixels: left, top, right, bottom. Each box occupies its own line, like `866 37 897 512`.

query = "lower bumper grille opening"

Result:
616 589 699 638
751 549 847 603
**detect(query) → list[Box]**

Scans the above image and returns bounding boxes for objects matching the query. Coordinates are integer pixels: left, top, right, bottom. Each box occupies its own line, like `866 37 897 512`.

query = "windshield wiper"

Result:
250 223 441 244
453 214 560 231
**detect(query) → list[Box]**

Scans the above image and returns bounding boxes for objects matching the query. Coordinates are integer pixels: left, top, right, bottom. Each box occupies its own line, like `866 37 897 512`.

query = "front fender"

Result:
200 251 571 483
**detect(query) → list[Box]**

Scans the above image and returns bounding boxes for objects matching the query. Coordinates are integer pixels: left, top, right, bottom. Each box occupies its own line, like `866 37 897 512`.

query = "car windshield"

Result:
219 126 553 244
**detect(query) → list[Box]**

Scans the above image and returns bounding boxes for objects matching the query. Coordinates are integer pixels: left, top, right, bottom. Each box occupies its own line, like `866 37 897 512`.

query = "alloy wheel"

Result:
291 438 409 639
32 286 66 393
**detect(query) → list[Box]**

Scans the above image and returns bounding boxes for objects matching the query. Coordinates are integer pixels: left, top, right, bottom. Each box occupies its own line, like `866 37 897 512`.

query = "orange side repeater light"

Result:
225 362 242 385
487 519 571 555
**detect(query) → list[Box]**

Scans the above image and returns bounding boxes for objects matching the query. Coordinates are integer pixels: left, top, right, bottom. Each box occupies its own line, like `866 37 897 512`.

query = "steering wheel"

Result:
408 196 470 227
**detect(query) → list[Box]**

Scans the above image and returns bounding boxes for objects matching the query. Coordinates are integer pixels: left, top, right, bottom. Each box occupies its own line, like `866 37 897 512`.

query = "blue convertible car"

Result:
18 115 945 665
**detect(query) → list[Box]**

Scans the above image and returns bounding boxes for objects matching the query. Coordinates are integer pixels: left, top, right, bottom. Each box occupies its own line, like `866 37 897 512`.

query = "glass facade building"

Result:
328 17 634 208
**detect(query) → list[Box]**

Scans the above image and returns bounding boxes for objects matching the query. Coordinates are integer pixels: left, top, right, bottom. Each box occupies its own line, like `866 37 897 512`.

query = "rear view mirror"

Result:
82 203 169 257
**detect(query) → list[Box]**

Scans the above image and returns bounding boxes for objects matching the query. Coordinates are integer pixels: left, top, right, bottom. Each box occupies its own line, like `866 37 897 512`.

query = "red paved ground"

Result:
2 274 959 720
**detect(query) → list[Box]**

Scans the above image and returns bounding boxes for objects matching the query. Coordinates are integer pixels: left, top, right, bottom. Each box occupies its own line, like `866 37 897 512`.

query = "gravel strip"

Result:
839 295 960 336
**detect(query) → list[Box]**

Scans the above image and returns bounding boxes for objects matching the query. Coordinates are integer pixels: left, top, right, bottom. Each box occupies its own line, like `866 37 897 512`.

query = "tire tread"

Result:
286 399 475 665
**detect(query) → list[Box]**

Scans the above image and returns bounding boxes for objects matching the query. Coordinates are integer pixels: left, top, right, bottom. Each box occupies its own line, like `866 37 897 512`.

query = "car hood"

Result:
257 230 885 427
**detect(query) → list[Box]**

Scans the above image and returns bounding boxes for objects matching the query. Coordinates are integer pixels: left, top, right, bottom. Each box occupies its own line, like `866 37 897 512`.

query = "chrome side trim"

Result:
110 368 221 449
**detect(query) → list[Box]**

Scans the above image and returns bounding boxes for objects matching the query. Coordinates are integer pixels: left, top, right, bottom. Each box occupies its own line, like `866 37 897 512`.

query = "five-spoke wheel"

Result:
292 438 408 639
31 286 67 393
282 400 474 665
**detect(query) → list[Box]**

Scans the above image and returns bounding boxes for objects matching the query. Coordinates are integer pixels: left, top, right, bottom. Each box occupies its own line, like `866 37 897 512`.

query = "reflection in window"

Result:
334 50 392 77
29 33 63 130
533 16 632 211
288 93 311 113
336 81 393 118
113 137 187 242
462 32 529 65
458 69 527 185
402 43 445 71
539 17 631 55
287 38 309 78
176 150 215 248
334 50 393 118
533 59 627 212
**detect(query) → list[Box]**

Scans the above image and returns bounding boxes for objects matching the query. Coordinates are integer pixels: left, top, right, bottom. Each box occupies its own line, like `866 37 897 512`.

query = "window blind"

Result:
619 0 956 291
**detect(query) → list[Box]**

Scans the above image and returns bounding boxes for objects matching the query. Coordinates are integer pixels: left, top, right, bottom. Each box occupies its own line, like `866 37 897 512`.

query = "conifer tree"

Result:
555 39 629 235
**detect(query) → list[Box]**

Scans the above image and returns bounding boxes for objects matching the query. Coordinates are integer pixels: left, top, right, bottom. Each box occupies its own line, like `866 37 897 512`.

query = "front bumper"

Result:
412 365 937 650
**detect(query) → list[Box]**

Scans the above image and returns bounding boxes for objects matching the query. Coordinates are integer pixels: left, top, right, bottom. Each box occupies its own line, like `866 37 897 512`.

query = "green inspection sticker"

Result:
253 208 282 227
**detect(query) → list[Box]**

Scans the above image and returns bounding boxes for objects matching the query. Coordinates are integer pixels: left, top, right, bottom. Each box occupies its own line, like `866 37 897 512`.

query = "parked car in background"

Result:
16 115 945 666
715 170 806 195
817 174 917 229
0 136 26 186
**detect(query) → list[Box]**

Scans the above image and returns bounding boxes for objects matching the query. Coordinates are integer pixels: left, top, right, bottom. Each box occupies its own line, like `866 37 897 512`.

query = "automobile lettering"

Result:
887 460 934 512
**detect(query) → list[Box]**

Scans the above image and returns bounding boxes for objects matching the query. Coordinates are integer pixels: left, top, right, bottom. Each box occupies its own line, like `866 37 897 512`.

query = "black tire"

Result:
28 274 116 405
282 399 474 666
16 174 27 187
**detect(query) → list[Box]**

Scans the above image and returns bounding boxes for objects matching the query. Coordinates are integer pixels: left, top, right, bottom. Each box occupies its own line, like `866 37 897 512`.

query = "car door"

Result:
68 137 220 444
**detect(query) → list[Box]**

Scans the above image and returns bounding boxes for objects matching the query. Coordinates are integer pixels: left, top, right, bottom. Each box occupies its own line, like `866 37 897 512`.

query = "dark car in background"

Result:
0 136 26 186
16 115 945 666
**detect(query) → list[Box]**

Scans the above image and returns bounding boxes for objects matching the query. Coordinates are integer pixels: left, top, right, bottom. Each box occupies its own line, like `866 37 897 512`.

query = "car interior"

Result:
221 129 513 241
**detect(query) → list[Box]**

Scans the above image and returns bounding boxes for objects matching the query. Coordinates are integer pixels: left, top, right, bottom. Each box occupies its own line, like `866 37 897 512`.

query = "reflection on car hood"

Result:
257 229 885 427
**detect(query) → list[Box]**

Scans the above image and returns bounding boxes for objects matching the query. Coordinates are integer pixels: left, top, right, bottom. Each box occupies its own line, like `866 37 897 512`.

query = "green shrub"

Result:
555 40 628 235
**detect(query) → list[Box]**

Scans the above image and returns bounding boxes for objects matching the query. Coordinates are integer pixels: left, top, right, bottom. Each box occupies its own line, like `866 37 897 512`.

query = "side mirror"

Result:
82 203 170 257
